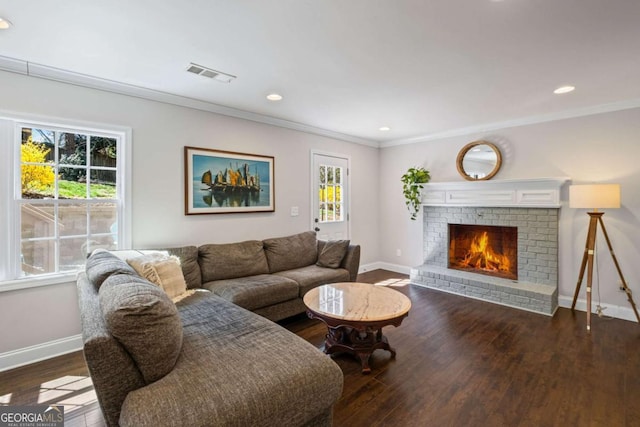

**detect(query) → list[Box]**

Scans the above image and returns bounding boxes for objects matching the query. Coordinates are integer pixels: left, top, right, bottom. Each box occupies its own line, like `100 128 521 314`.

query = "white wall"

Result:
380 107 640 320
0 70 380 364
3 66 640 369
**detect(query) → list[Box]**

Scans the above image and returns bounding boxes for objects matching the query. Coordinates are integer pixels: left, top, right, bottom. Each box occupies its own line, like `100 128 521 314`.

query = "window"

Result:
0 117 130 285
318 164 344 223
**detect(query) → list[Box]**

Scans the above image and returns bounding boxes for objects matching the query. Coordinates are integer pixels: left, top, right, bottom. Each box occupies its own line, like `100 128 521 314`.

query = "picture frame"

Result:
184 146 275 215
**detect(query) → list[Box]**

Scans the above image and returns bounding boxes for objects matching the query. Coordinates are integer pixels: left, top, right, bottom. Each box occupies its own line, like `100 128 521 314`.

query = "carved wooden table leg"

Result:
319 324 398 374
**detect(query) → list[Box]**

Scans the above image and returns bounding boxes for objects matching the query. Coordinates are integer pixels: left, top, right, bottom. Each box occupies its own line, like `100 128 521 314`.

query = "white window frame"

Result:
0 113 132 292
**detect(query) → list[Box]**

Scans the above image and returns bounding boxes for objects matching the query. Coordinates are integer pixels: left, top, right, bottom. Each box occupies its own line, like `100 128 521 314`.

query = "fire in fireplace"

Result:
448 224 517 280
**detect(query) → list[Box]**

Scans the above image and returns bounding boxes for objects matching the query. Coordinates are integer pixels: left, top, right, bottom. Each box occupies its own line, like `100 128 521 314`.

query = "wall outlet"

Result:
396 249 402 257
290 206 299 217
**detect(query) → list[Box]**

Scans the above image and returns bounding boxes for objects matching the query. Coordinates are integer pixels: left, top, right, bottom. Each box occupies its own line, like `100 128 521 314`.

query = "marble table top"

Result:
303 282 412 322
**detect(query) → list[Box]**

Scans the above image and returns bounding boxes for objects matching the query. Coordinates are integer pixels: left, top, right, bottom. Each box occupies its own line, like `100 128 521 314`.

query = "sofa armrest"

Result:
341 244 361 281
76 273 146 427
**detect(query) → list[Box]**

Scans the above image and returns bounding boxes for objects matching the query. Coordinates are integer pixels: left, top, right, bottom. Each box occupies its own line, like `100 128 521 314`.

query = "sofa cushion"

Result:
275 265 351 297
199 240 269 282
119 292 344 427
253 299 308 322
86 249 137 288
165 246 201 289
127 253 188 300
316 239 350 268
202 274 299 311
99 273 183 384
263 231 318 273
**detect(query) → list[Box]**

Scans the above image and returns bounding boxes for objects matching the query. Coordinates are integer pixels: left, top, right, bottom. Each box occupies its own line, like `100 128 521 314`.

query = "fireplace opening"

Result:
448 224 517 280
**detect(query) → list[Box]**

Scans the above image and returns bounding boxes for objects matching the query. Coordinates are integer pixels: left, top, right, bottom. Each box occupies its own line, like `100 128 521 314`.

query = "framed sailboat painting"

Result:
184 146 275 215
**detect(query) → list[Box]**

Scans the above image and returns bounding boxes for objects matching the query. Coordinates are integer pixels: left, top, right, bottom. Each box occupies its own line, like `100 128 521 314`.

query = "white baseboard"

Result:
358 262 383 273
0 335 83 372
558 295 639 323
359 262 411 275
373 262 412 275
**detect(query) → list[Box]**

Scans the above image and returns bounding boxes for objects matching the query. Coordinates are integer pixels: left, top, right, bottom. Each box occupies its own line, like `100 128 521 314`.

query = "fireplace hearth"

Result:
448 224 517 280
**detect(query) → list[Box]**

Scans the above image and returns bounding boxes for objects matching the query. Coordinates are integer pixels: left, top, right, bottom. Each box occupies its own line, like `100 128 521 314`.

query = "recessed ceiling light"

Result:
266 93 283 101
379 126 391 131
554 85 575 94
0 18 12 30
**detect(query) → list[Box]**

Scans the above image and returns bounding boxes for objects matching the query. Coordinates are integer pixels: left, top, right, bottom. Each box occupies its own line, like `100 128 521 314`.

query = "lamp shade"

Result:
569 184 620 209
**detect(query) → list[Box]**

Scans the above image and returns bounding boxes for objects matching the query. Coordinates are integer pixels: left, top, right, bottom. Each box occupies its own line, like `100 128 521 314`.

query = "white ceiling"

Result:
1 0 639 146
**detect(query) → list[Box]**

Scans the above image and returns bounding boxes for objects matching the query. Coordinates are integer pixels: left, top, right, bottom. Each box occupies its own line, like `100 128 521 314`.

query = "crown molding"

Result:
0 55 28 74
380 97 640 148
0 55 378 148
3 54 640 151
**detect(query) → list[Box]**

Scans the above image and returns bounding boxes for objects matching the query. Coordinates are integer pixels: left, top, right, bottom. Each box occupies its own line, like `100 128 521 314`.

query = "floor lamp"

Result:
570 184 640 331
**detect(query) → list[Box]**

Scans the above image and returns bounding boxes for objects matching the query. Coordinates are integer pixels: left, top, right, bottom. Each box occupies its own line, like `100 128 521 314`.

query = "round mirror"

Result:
456 141 502 181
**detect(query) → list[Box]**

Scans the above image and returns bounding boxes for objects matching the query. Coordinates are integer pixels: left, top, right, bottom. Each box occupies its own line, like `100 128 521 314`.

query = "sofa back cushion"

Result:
166 246 201 289
199 240 269 282
99 273 183 384
86 249 137 288
263 231 318 273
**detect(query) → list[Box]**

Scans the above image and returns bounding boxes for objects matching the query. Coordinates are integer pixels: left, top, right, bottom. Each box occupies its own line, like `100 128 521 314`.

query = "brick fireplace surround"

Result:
409 178 568 316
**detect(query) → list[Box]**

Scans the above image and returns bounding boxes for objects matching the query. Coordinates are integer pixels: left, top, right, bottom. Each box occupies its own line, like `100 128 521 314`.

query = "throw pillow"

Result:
316 240 350 268
99 273 183 384
166 246 202 289
127 253 188 300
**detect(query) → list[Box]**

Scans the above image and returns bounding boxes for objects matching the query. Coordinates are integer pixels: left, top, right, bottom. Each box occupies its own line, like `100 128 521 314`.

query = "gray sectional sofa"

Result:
76 231 360 426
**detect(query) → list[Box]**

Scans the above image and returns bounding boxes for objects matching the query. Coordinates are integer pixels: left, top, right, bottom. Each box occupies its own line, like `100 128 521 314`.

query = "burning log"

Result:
458 231 511 273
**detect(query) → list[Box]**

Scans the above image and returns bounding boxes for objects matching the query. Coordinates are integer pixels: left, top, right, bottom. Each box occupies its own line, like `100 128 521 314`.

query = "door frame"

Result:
309 150 351 239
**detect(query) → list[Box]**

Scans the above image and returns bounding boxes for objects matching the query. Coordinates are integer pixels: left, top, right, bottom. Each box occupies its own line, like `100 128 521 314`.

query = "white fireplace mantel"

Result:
421 177 570 208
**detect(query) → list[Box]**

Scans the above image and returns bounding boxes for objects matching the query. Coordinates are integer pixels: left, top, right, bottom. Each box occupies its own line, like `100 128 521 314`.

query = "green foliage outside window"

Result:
21 138 55 194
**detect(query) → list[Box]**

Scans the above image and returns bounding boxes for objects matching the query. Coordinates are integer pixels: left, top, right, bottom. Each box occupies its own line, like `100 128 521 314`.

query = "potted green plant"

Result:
401 166 431 220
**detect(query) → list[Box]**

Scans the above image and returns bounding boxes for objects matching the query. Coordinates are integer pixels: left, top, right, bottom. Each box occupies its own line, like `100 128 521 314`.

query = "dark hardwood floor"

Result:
2 269 639 426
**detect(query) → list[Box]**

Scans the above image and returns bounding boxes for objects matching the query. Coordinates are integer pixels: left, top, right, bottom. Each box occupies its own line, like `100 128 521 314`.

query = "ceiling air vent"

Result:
186 62 236 83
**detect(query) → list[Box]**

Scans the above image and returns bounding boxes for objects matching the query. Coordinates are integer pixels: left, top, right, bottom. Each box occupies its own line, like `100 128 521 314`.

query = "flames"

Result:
459 231 511 273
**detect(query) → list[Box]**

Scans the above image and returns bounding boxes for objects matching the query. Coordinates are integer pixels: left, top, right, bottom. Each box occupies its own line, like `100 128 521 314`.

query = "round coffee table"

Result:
303 282 411 374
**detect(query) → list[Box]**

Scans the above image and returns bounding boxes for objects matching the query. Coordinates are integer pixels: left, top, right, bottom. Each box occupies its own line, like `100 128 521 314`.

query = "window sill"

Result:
0 272 78 293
